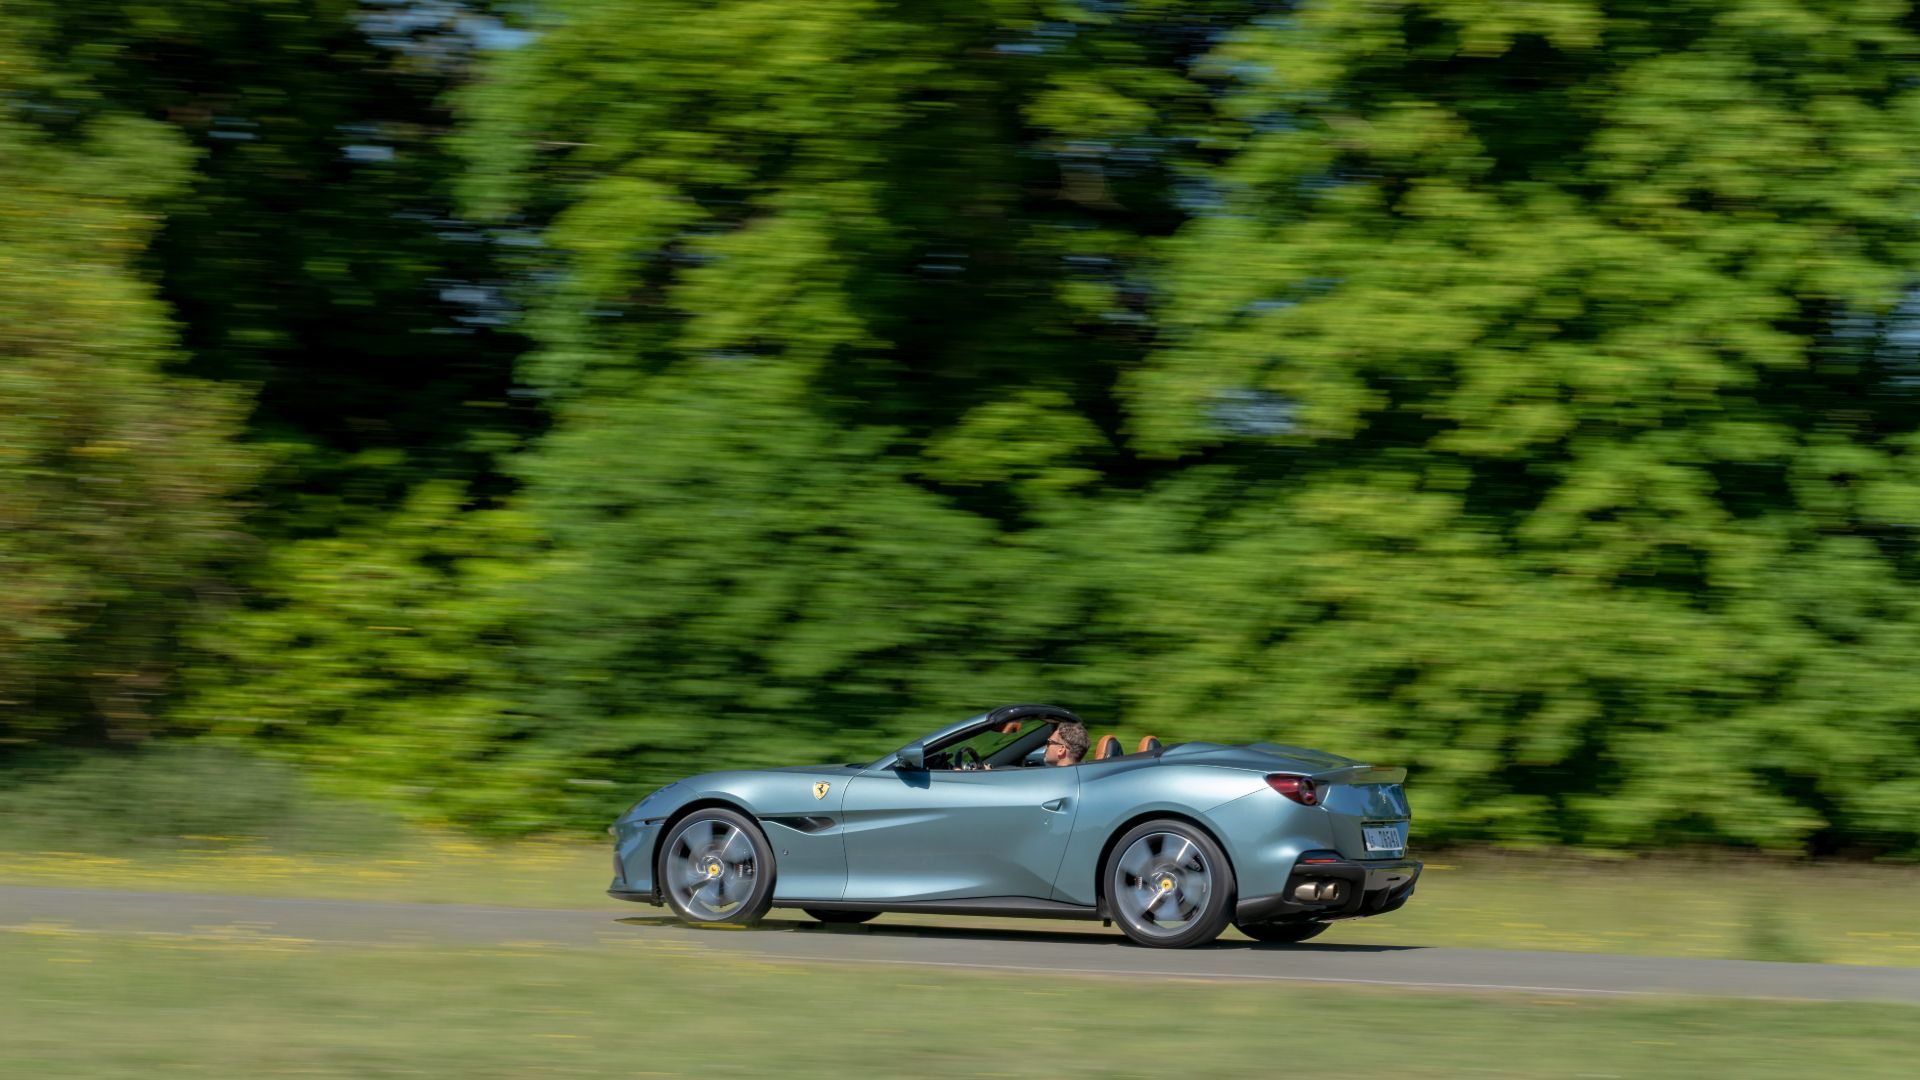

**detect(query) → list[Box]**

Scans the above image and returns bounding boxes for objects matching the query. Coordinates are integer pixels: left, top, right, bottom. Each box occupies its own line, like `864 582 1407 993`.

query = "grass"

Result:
1318 853 1920 967
4 928 1918 1080
0 832 615 909
0 744 405 854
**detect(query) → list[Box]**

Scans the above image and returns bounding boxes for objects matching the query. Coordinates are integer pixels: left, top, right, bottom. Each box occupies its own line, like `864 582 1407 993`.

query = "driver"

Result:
978 719 1088 770
1044 721 1089 766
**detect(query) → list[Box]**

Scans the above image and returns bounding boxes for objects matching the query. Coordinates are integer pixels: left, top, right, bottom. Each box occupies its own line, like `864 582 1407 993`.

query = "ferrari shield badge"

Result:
813 781 831 800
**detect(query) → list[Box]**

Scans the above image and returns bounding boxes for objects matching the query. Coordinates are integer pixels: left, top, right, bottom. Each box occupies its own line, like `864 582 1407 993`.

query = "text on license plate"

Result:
1363 825 1404 852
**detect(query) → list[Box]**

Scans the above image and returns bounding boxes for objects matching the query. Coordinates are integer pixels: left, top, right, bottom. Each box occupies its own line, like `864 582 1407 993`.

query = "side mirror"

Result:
895 742 926 770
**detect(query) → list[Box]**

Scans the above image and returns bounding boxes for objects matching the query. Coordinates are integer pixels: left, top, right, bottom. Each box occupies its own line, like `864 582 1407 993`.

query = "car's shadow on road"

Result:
612 914 1423 953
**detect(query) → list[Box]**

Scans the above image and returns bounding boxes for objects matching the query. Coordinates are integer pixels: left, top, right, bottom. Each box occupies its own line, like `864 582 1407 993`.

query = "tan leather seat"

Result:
1137 735 1162 753
1095 734 1124 760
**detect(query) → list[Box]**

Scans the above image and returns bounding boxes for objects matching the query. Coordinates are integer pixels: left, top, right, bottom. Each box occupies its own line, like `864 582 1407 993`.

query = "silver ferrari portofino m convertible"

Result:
609 704 1420 948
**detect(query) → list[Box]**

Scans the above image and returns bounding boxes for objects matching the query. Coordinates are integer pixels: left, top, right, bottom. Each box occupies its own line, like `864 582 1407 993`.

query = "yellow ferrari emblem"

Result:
813 781 830 800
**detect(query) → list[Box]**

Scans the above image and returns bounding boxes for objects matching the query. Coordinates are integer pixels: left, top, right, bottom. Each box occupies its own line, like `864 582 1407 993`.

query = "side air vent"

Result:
762 815 836 833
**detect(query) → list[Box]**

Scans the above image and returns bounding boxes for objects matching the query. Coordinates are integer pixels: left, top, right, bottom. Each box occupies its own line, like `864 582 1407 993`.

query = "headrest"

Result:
1137 735 1162 753
1095 734 1124 760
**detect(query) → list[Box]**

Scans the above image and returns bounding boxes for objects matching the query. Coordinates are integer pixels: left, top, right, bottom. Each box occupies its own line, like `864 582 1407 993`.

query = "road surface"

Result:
3 885 1916 1003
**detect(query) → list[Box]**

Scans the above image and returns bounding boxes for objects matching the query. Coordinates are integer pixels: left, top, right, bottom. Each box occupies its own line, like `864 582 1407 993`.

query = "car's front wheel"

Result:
1104 820 1236 948
1235 919 1328 944
657 808 775 926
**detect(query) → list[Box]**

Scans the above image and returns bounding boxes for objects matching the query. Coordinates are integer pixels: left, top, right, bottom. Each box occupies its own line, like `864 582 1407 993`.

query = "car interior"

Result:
923 720 1164 770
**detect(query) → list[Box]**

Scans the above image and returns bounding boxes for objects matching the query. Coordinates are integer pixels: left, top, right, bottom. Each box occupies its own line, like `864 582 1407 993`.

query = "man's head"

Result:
1046 720 1089 766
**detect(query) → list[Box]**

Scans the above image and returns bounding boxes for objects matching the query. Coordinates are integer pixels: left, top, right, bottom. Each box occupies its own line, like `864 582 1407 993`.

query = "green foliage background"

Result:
7 0 1920 852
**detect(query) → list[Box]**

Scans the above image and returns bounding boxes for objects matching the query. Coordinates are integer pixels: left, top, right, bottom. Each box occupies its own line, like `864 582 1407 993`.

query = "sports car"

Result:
608 703 1420 948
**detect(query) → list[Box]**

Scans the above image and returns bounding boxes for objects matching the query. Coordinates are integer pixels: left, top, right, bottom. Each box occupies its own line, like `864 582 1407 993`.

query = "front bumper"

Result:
1234 857 1420 925
608 817 665 901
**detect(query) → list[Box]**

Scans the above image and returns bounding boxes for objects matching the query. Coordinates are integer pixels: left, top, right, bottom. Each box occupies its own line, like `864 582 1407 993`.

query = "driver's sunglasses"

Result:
1046 737 1068 748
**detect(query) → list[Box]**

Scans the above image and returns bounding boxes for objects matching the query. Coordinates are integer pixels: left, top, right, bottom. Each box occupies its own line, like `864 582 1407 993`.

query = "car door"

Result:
839 766 1080 902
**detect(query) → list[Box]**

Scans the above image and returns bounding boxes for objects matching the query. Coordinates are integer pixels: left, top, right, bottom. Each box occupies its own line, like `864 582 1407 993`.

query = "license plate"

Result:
1363 825 1404 853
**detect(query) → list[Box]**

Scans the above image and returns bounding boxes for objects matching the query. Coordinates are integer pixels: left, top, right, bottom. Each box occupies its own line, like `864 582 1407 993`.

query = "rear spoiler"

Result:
1310 765 1407 785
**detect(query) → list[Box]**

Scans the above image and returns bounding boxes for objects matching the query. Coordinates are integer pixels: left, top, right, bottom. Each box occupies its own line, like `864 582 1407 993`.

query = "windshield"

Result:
926 720 1052 769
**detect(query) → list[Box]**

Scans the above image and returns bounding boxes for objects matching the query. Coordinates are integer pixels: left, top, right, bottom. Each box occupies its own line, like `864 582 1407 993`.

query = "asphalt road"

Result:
4 884 1918 1003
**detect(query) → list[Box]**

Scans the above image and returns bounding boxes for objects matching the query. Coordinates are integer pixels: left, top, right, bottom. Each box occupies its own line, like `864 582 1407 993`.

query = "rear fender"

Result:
1049 764 1269 907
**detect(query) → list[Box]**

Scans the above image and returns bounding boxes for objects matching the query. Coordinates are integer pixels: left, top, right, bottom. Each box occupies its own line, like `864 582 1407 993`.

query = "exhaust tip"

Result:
1292 880 1348 903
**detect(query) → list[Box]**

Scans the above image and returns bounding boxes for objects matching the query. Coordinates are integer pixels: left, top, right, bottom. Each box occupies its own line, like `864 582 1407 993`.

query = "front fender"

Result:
610 767 863 903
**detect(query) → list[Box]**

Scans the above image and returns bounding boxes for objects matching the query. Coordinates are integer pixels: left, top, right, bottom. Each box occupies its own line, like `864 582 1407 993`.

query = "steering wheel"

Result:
952 746 983 771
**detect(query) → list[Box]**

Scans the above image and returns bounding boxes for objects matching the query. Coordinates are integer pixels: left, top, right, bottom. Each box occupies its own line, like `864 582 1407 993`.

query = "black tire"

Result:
656 808 776 926
1103 819 1236 949
803 908 880 925
1235 919 1329 944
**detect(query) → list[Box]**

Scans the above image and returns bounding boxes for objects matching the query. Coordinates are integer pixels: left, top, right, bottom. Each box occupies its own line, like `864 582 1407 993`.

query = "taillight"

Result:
1266 774 1319 805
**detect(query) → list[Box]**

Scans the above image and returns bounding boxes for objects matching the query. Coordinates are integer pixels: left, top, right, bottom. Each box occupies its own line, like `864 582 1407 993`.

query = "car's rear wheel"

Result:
1235 919 1329 944
803 908 879 925
657 808 775 926
1104 820 1235 949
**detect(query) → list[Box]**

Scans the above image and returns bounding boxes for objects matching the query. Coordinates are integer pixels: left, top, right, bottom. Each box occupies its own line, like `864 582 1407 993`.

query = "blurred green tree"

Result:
93 0 1920 853
424 0 1166 823
0 18 256 745
178 483 543 827
5 0 531 755
1122 0 1920 850
441 0 1920 848
25 0 532 527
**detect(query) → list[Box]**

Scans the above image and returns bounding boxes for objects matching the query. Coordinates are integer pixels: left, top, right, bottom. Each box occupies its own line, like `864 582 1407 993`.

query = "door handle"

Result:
1041 798 1068 813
